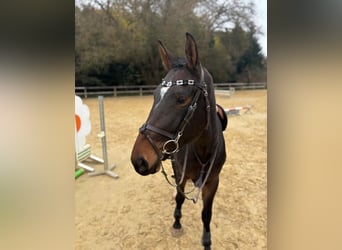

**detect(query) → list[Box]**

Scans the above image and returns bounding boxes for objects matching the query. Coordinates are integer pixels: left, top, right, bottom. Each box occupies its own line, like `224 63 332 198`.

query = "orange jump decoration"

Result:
75 95 104 175
75 95 91 152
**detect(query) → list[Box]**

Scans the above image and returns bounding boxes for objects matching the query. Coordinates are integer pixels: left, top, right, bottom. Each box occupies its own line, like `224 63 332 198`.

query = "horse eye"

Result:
176 96 187 104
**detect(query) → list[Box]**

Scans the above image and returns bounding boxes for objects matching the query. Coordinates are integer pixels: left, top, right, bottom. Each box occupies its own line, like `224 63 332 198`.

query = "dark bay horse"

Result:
131 32 226 250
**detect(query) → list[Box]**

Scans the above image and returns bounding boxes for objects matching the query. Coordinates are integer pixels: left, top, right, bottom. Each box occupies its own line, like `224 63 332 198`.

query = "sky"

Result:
253 0 267 56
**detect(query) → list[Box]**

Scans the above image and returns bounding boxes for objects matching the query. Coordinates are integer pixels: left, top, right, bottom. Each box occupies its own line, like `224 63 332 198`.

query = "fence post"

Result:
84 87 87 98
114 86 117 97
139 87 143 96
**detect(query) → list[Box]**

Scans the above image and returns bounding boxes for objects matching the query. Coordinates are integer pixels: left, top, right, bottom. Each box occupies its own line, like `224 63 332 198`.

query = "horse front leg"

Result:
201 177 219 250
172 180 186 235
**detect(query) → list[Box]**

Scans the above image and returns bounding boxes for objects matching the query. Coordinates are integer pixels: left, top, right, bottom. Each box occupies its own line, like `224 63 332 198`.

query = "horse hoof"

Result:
204 246 211 250
171 227 183 237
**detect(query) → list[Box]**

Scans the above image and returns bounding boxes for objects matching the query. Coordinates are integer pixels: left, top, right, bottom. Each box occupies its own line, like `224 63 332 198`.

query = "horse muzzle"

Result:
131 134 163 176
131 156 161 176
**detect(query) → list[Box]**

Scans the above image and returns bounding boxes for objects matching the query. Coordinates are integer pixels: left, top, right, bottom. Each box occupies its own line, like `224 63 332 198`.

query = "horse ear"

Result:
185 32 200 72
158 40 174 71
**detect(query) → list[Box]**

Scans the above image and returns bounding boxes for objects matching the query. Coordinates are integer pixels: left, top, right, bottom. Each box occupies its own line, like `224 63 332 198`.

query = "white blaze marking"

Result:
155 86 170 108
160 86 170 100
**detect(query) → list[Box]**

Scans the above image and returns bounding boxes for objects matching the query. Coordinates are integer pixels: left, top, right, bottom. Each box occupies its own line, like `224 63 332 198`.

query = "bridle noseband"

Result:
139 66 210 160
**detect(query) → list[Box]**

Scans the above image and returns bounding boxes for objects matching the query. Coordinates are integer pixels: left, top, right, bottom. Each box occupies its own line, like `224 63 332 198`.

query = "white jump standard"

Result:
89 96 118 179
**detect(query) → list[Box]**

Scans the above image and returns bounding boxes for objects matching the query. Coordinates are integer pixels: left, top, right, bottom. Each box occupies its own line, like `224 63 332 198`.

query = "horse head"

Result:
131 33 213 176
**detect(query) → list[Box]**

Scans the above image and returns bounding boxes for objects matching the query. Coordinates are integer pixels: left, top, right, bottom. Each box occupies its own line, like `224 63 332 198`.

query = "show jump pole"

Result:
89 96 119 179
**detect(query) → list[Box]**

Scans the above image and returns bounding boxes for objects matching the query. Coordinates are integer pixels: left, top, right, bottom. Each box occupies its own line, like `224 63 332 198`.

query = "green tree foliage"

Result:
236 30 266 83
203 34 231 82
75 0 266 86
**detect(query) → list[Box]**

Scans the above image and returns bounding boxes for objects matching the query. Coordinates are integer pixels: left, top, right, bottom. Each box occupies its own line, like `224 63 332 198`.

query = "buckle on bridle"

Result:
162 139 179 154
162 131 182 155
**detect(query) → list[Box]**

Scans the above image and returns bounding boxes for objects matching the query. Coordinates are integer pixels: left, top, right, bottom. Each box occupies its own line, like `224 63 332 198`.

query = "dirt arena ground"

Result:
75 89 267 250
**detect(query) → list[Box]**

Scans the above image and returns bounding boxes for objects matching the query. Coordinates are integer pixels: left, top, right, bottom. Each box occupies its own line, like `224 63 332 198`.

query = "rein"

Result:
160 142 219 203
139 66 214 203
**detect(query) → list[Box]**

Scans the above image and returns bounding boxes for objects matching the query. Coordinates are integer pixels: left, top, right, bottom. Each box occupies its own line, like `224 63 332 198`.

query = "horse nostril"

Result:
138 159 147 173
133 157 149 176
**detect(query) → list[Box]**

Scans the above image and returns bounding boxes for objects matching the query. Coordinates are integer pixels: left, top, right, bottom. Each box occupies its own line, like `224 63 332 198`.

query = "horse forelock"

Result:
171 57 186 68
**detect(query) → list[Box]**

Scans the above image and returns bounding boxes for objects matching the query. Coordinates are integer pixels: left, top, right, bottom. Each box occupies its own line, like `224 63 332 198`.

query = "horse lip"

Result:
150 160 161 174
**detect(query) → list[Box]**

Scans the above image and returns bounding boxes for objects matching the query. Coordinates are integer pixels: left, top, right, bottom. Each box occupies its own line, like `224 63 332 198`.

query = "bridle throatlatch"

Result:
138 66 217 203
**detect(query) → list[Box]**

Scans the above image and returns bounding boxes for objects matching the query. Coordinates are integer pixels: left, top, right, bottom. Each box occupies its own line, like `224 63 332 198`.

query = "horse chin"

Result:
150 160 161 174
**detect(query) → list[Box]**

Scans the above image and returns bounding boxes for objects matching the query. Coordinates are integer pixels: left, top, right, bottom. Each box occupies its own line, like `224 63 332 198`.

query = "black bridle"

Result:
139 66 210 160
138 66 219 203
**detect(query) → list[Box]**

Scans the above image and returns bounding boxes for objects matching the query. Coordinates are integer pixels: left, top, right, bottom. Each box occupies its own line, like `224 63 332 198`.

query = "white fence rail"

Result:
75 82 266 98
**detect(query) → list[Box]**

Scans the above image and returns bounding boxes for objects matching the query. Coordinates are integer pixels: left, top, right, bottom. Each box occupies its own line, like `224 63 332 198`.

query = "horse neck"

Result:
192 79 219 157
